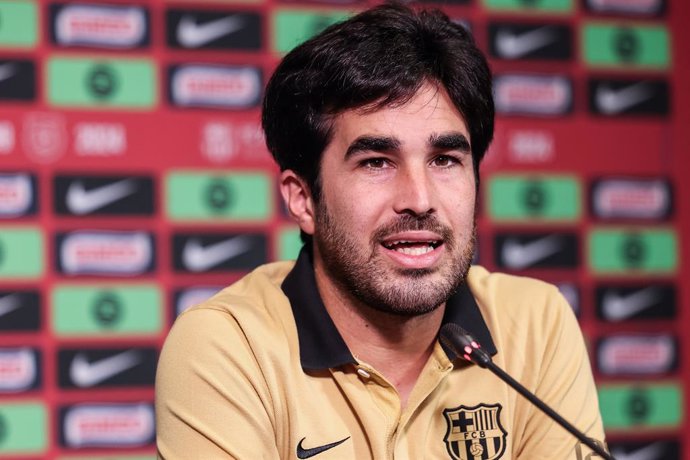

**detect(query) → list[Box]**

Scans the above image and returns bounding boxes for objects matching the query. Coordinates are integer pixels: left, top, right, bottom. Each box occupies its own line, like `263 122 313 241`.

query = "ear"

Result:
279 170 315 236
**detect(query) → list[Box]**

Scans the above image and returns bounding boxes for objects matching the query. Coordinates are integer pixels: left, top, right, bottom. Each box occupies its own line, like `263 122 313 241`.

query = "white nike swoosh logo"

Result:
69 350 142 388
602 287 660 321
182 236 252 272
66 179 137 215
177 15 245 48
0 294 22 318
495 26 557 59
501 235 562 269
595 82 654 114
611 442 666 460
0 62 17 83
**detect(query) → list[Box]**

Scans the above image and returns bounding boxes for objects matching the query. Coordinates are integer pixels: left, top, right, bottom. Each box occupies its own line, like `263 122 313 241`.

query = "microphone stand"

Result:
440 323 614 460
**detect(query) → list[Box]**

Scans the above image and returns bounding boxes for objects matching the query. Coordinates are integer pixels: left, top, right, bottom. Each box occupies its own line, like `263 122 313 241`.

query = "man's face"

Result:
312 82 477 316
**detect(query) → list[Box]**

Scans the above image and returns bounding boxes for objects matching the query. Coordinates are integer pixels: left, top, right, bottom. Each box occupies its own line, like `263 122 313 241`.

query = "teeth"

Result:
395 246 433 256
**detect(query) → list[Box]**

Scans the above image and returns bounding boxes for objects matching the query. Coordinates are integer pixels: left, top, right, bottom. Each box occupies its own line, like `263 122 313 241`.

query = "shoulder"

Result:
181 260 296 323
163 260 299 362
466 265 567 318
466 265 582 363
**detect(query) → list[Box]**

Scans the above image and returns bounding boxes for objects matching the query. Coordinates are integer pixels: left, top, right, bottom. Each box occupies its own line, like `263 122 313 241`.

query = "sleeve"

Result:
155 307 280 459
515 288 608 459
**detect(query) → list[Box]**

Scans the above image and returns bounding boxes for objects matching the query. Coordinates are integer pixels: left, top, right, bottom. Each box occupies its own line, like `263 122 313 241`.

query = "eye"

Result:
431 155 461 167
360 157 390 169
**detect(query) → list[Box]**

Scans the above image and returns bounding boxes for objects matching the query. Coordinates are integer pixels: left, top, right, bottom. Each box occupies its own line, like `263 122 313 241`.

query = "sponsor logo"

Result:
177 14 246 48
591 178 672 220
57 231 155 276
296 436 350 458
495 75 572 116
585 0 665 15
496 233 578 270
87 63 118 99
495 26 557 59
199 120 268 164
205 178 233 212
598 383 681 429
22 112 67 164
508 130 554 163
588 228 677 274
167 172 271 221
70 350 142 387
0 60 35 101
614 27 639 62
0 173 35 217
173 233 267 272
0 291 40 331
488 175 580 222
174 287 222 317
602 286 659 321
52 4 149 49
60 347 157 388
597 335 676 375
443 403 507 460
53 285 162 336
66 179 136 215
0 348 39 392
61 403 155 447
167 9 262 50
169 65 262 109
182 235 253 272
597 285 675 321
73 122 127 157
489 23 572 60
92 292 122 328
589 79 669 116
47 58 156 108
608 440 679 460
201 121 235 163
0 121 15 154
55 175 154 216
583 24 669 69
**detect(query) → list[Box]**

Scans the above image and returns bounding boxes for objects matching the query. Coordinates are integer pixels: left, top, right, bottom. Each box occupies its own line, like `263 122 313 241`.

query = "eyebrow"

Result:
429 132 471 153
344 136 401 159
344 132 471 160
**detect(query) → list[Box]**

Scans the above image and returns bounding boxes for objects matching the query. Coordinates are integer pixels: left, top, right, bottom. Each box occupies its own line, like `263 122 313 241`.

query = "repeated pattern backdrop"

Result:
0 0 688 458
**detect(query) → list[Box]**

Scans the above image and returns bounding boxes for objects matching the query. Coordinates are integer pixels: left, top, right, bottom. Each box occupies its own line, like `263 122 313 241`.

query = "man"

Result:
156 3 606 458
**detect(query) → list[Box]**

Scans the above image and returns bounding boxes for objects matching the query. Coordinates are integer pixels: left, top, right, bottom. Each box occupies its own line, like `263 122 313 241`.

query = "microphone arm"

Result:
439 323 614 460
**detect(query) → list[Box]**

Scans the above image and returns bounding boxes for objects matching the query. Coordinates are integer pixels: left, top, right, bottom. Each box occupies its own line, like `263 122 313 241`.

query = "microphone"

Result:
439 323 614 460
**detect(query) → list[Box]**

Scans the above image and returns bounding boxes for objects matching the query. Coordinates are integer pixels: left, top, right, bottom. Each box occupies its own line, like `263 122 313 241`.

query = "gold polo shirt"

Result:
156 249 606 459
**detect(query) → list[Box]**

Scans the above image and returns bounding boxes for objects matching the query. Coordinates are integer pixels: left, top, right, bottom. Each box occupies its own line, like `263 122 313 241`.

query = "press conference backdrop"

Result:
0 0 687 458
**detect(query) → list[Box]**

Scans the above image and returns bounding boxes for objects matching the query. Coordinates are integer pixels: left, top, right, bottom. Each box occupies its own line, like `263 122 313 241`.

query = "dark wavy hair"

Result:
262 2 494 235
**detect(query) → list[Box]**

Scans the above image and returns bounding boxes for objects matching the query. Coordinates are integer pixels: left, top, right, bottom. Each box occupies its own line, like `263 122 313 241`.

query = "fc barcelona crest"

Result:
443 403 507 460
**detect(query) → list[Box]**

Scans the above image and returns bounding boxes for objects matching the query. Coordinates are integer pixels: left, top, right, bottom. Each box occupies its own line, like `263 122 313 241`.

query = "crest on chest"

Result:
443 403 507 460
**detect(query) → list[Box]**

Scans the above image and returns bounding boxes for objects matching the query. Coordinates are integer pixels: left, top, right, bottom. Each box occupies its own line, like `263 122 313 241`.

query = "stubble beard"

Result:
314 200 476 317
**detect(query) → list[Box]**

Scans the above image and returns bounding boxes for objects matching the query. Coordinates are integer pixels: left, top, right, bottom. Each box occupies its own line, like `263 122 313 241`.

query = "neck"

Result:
312 261 445 407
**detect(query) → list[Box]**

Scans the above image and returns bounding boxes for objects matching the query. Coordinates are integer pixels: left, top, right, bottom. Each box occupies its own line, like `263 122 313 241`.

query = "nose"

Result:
392 166 435 216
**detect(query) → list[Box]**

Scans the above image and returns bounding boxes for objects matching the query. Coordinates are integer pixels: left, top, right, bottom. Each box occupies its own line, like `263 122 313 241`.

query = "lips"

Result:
382 239 441 255
380 232 444 268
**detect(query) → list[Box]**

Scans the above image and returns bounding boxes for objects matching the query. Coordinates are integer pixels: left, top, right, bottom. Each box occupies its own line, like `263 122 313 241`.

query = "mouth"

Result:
382 239 443 256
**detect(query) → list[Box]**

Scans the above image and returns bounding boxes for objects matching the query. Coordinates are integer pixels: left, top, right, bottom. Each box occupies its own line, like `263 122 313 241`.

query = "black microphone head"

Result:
439 323 492 368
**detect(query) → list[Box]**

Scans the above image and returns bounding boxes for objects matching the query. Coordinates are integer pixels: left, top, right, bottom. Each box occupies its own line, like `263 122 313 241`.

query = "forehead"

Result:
330 83 469 142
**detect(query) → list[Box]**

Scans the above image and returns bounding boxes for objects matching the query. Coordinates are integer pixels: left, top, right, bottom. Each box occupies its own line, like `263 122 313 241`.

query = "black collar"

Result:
281 248 497 370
